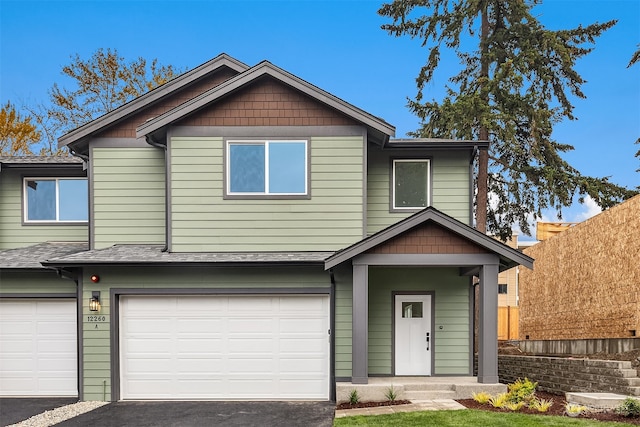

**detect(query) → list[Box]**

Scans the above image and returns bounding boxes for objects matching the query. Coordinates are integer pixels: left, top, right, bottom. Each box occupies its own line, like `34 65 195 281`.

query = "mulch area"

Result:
457 391 640 425
337 391 640 424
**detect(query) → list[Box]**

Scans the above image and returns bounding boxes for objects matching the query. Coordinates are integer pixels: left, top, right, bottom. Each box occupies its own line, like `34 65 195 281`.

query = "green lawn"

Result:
334 409 635 426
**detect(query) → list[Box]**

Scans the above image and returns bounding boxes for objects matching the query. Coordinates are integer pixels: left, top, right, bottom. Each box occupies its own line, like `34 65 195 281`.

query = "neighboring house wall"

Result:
366 147 471 235
91 145 166 249
79 265 331 401
519 194 640 340
0 169 88 250
497 234 518 307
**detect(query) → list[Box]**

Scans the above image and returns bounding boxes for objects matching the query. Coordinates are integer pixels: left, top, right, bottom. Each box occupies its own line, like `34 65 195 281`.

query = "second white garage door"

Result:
0 299 77 397
119 295 330 400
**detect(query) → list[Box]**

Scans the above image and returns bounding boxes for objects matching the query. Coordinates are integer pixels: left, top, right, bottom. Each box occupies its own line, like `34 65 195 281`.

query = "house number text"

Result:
87 315 107 322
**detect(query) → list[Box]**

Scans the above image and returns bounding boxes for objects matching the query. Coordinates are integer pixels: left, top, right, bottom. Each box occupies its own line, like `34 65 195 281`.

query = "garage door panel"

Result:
120 295 329 400
0 300 77 397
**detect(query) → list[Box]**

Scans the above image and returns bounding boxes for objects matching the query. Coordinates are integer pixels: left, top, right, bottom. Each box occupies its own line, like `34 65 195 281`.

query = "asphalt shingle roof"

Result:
0 242 89 269
42 244 334 266
0 156 82 165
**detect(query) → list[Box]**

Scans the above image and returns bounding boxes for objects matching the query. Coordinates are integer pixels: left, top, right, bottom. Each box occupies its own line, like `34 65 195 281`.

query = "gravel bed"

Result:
7 401 108 427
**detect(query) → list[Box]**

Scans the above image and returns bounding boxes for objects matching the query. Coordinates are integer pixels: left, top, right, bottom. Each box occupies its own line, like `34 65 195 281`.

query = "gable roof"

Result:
58 53 249 151
136 60 395 145
0 155 84 171
325 206 534 270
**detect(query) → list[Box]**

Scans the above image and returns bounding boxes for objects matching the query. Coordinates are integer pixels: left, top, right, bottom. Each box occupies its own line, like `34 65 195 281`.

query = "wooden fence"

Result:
498 306 519 340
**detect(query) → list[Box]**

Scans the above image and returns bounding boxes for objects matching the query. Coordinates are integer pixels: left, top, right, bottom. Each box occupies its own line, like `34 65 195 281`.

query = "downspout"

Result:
146 135 169 252
469 146 477 228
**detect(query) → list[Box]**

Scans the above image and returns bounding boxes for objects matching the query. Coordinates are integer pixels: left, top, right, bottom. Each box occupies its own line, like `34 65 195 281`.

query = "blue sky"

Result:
1 0 638 234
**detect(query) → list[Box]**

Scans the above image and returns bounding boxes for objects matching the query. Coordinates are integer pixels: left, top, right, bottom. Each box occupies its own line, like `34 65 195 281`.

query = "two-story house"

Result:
0 54 532 402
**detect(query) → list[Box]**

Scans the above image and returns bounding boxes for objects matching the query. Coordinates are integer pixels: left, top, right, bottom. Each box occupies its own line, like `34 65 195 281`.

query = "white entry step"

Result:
566 392 638 409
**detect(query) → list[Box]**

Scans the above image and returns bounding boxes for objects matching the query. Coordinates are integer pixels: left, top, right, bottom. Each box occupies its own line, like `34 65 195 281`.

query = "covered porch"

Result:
326 207 534 393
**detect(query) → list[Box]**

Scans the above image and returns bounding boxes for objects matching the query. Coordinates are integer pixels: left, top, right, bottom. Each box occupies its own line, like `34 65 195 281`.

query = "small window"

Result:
24 178 88 223
498 284 508 294
402 302 423 318
392 159 430 210
227 140 307 196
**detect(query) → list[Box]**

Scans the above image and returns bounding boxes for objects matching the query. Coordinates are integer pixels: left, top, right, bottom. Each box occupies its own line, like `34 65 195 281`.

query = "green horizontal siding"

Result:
92 147 165 249
334 265 353 378
0 271 76 294
366 147 471 235
0 170 87 249
368 267 471 376
170 136 364 252
80 265 331 401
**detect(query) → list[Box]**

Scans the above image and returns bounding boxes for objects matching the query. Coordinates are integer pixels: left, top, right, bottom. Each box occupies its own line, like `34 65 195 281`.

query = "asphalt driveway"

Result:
55 401 335 427
0 397 77 427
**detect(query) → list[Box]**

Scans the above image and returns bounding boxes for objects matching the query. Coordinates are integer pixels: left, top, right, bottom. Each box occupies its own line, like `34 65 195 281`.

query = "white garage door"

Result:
119 295 330 400
0 299 77 396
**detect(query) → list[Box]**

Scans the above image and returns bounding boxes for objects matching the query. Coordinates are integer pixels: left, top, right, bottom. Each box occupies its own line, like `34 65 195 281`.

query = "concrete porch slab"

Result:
335 399 467 418
336 377 507 403
566 392 638 410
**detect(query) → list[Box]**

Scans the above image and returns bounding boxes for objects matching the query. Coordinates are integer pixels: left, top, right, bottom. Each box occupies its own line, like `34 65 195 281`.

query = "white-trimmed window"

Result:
24 178 88 223
226 140 308 196
392 159 430 210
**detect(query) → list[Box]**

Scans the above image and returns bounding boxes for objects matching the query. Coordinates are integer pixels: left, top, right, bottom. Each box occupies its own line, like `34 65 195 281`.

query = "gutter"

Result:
145 135 170 252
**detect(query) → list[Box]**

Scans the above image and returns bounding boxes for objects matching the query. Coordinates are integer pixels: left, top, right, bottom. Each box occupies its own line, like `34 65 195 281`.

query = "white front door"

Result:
394 294 431 375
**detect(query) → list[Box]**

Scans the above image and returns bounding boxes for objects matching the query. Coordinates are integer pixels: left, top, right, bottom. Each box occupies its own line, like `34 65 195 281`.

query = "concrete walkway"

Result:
335 399 466 418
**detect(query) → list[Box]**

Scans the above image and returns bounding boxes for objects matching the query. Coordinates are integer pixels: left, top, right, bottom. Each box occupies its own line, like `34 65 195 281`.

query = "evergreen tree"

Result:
379 0 637 239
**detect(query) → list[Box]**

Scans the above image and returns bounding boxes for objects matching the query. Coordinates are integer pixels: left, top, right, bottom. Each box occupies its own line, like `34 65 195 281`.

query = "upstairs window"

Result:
498 284 508 294
392 159 430 210
24 178 88 223
226 140 308 197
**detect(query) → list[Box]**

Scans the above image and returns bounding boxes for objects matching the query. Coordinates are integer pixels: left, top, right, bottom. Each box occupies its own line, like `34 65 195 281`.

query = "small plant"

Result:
348 389 360 405
504 401 526 411
507 377 538 403
384 385 398 402
565 403 587 417
616 397 640 418
472 391 493 405
529 398 553 412
488 393 509 408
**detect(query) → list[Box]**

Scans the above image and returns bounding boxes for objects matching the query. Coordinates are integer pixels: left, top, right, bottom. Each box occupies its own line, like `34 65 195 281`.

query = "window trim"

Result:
224 139 311 200
390 158 432 212
23 177 89 224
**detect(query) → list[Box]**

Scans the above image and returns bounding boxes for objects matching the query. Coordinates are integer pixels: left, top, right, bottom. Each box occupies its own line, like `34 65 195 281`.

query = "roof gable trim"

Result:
136 61 395 140
324 207 534 270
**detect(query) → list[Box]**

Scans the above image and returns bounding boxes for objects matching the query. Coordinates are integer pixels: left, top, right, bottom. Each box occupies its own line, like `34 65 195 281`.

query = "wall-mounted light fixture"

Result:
90 274 100 283
89 291 101 312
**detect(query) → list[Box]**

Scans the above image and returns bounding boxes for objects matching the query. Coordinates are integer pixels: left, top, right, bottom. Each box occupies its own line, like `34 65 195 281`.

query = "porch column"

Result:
477 262 499 383
352 263 368 384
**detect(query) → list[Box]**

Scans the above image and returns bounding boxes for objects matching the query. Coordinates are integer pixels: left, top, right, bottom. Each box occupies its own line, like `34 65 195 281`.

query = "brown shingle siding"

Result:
177 76 357 128
368 222 489 255
96 68 238 138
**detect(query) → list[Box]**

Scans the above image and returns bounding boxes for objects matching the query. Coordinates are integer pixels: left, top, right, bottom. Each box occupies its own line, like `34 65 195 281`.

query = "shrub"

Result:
529 398 553 412
565 403 587 417
504 401 526 411
489 393 509 408
616 397 640 418
348 389 360 405
385 386 398 402
507 377 537 403
472 391 493 405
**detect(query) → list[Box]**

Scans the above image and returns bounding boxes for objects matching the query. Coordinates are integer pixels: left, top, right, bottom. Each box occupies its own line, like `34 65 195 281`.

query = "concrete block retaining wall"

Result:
498 355 640 396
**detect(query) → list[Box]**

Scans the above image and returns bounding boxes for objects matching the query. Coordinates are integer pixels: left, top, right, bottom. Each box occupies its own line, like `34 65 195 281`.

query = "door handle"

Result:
426 332 430 351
